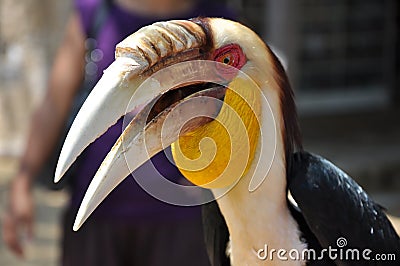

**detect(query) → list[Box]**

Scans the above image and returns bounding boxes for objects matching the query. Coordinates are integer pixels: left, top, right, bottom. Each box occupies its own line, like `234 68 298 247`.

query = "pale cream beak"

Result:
53 19 228 230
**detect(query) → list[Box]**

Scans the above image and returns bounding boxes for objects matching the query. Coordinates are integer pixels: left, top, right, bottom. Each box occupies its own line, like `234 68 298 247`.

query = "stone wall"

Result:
0 0 71 156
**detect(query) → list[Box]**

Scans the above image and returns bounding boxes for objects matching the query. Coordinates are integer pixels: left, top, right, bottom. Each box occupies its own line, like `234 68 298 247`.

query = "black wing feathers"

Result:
202 200 231 266
288 151 400 264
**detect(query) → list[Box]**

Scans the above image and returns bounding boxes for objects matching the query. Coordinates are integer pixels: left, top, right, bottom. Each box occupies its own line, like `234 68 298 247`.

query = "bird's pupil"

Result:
223 57 230 64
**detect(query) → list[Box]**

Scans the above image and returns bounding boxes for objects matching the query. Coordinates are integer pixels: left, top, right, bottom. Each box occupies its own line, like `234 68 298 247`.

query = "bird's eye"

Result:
213 44 246 69
212 44 246 80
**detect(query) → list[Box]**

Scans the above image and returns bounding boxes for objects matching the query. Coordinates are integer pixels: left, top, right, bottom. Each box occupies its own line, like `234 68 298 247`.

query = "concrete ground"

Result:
0 108 399 265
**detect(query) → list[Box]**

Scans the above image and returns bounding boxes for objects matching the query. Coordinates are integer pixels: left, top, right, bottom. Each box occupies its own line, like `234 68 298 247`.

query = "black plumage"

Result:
202 200 231 266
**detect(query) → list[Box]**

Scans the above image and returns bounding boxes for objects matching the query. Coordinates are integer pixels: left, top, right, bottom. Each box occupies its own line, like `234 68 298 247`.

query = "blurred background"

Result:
0 0 399 265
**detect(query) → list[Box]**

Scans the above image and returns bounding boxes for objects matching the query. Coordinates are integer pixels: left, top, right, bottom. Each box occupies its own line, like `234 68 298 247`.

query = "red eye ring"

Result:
212 44 246 80
213 43 246 69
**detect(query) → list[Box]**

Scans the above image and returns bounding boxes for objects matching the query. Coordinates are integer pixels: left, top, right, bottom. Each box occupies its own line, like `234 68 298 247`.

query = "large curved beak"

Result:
53 19 224 230
54 20 207 182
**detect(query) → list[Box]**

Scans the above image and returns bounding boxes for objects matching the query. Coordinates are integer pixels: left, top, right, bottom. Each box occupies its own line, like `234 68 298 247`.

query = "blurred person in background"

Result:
2 0 236 265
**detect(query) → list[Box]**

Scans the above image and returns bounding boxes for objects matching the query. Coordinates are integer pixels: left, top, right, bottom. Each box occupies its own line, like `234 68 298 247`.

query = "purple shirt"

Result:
71 0 236 222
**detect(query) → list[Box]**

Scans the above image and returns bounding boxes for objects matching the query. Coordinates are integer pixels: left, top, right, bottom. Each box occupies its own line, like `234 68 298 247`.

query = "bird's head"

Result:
55 18 301 230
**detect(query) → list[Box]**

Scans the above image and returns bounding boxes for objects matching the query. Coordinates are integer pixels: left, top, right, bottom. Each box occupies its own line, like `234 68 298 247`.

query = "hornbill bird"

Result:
54 18 400 265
